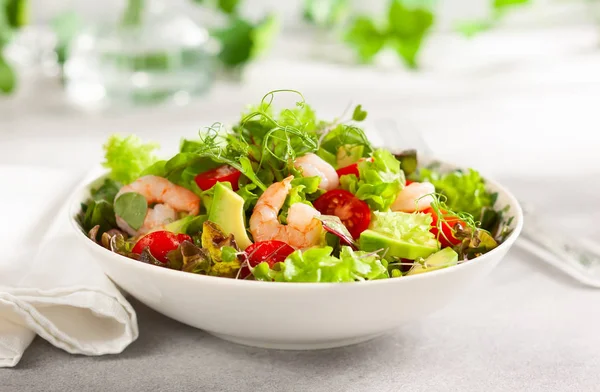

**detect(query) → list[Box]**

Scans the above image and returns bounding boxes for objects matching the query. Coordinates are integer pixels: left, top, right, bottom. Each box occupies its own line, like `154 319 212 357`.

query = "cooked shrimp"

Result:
115 175 200 236
294 153 339 191
249 176 324 249
391 182 435 213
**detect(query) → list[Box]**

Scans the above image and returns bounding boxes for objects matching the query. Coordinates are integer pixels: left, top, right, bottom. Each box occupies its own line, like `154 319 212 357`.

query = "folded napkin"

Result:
0 165 138 367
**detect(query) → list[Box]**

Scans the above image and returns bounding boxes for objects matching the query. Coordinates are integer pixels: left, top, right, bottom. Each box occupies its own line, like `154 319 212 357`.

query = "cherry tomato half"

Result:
422 206 465 248
240 240 295 279
336 163 360 178
405 179 414 186
335 158 373 179
132 231 192 263
194 165 242 191
313 189 371 239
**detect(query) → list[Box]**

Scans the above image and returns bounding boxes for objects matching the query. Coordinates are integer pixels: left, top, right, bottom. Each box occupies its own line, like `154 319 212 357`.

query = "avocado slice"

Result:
164 215 207 235
359 229 438 260
207 182 253 250
406 247 459 276
336 145 364 168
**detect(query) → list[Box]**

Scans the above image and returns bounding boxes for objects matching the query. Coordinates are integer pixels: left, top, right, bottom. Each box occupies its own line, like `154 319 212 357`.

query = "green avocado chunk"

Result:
359 229 438 260
164 215 207 235
406 247 459 276
207 182 253 250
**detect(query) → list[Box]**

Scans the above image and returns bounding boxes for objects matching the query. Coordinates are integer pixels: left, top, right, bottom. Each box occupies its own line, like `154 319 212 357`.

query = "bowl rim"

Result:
69 160 523 289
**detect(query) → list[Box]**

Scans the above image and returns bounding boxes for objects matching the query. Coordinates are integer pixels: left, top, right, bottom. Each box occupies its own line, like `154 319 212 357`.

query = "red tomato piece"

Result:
422 206 465 248
132 231 192 263
336 163 359 178
405 179 413 186
313 189 371 239
335 158 373 179
241 240 295 279
194 165 242 191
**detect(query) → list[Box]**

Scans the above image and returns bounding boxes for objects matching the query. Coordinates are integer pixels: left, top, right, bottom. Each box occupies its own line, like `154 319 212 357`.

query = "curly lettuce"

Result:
340 149 404 211
103 134 159 184
417 168 497 222
253 246 388 282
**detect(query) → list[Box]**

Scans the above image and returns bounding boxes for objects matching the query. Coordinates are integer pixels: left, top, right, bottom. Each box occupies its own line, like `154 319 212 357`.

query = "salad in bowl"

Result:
78 90 514 284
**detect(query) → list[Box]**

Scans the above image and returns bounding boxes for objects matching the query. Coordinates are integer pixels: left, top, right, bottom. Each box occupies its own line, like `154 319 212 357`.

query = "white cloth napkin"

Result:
0 165 138 367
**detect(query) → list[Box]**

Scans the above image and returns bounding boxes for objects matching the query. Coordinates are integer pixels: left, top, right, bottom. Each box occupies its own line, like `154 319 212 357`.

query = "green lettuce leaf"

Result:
80 200 116 234
370 211 439 248
237 183 259 212
340 149 404 211
103 134 159 184
253 246 388 282
90 178 121 203
416 168 497 223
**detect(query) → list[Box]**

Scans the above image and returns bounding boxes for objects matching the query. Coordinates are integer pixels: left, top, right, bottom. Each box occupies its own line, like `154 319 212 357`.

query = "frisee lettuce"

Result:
252 246 388 282
103 134 159 184
340 149 404 211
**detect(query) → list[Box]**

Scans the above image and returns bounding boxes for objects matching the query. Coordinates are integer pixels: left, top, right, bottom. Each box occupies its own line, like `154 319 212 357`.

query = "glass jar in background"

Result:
64 0 218 110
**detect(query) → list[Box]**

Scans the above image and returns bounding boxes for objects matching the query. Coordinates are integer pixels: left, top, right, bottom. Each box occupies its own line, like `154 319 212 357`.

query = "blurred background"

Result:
0 0 599 199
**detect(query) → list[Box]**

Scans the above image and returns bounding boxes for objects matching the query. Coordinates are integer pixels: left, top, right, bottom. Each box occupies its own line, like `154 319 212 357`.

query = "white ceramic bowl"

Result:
70 160 523 350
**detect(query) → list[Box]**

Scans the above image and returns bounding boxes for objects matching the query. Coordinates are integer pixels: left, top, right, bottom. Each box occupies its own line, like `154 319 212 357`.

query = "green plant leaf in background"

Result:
192 0 240 15
213 18 253 67
250 14 279 59
0 0 19 94
454 19 493 38
213 14 279 68
217 0 240 15
121 0 145 27
494 0 531 11
456 0 531 37
345 0 434 68
0 54 15 93
303 0 349 28
387 0 434 68
4 0 27 28
51 11 83 66
344 17 386 63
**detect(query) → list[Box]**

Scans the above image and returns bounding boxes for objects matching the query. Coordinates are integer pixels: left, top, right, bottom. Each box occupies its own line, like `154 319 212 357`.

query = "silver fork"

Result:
372 118 600 288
